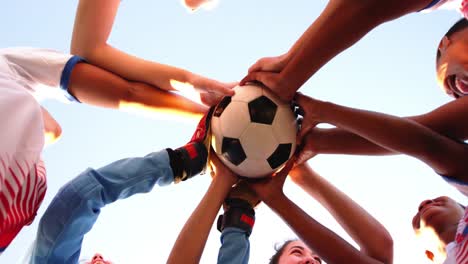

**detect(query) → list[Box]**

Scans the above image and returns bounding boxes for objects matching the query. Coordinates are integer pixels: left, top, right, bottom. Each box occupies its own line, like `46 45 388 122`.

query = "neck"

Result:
437 223 459 248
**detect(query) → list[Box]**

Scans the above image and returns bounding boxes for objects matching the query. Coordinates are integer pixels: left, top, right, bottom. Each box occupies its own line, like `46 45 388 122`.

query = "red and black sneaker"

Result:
168 107 215 183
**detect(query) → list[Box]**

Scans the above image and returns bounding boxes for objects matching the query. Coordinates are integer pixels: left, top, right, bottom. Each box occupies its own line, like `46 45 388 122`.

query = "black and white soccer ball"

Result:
211 84 297 178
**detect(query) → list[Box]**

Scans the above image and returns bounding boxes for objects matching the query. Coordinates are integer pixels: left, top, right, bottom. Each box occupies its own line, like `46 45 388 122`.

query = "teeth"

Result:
455 77 468 93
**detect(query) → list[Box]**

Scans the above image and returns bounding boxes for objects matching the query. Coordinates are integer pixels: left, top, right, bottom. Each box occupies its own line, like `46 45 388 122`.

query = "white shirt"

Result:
0 47 80 251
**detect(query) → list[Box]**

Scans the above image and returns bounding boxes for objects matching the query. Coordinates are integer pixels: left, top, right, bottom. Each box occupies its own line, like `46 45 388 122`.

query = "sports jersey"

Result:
0 48 83 253
444 208 468 263
422 0 468 18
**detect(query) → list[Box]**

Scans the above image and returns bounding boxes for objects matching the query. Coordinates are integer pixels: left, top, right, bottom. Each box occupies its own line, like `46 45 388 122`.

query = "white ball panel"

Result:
210 116 222 154
218 101 250 138
231 84 263 103
235 158 274 178
272 105 297 143
240 123 277 160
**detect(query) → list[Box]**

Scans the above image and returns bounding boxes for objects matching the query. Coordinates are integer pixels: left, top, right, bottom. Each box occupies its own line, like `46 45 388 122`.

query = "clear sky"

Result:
1 0 466 263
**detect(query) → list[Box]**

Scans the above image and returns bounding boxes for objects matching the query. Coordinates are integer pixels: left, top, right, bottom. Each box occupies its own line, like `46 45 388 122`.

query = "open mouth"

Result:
455 75 468 94
446 75 468 97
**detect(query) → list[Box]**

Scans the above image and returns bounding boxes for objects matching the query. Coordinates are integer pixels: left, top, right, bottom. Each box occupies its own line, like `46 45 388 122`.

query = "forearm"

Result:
167 177 233 264
71 0 193 92
309 127 394 156
266 195 384 264
281 0 430 96
316 100 468 176
68 63 206 119
290 165 393 263
74 45 193 91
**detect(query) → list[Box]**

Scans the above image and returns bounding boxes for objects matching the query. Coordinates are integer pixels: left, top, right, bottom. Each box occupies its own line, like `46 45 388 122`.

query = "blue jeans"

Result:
217 227 250 264
30 150 174 264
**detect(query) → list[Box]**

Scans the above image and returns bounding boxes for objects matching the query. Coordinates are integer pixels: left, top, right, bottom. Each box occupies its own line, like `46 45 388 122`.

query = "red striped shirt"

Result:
454 209 468 263
0 155 47 251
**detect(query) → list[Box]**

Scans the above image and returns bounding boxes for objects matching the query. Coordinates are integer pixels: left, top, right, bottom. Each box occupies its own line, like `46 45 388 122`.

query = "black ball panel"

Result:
267 143 292 169
248 96 277 125
221 137 247 166
214 96 232 117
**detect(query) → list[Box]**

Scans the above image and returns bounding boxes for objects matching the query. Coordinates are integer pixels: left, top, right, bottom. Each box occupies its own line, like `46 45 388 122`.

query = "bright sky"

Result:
1 1 467 263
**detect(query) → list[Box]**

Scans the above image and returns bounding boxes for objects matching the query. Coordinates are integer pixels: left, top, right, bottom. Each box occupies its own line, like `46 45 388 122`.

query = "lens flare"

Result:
415 223 447 263
118 101 200 123
169 79 203 104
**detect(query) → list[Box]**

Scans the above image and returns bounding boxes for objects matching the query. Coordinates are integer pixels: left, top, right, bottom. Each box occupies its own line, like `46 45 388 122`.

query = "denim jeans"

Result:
217 227 250 264
30 150 174 264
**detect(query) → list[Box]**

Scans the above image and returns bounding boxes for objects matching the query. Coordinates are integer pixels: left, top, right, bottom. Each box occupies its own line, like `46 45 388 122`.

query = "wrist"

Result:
217 198 255 236
263 192 287 208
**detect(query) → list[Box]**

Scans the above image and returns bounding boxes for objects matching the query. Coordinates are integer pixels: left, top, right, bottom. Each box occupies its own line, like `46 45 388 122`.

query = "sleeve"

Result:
441 175 468 197
421 0 446 10
30 150 174 264
0 47 85 102
217 227 250 264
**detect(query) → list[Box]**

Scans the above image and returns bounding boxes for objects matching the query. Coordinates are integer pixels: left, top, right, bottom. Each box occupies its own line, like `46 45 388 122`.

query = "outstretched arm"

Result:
289 164 393 263
71 0 234 100
167 155 238 264
68 62 207 119
296 94 468 181
249 164 391 264
243 0 432 100
31 150 177 263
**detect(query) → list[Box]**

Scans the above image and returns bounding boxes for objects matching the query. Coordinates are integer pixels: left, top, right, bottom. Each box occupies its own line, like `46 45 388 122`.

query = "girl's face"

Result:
278 240 322 264
412 196 464 233
437 27 468 98
412 196 465 262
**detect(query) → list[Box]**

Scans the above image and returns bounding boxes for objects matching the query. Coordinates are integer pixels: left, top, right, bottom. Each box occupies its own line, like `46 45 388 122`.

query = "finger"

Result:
240 72 273 88
203 83 235 96
274 157 295 180
248 59 265 73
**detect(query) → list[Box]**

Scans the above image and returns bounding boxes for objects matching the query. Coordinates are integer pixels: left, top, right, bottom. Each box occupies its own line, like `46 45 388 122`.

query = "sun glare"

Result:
118 101 200 123
415 223 447 264
169 79 203 105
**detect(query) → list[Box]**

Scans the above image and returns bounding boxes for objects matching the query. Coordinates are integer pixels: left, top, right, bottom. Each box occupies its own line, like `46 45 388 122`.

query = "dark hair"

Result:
436 18 468 65
269 239 298 264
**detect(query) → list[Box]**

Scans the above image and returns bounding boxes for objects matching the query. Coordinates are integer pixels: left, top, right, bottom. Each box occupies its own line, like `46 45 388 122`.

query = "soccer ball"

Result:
211 84 297 178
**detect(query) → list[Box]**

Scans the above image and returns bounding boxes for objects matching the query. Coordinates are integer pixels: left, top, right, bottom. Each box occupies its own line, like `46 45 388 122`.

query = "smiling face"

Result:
412 196 464 234
412 196 465 262
278 240 322 264
436 20 468 98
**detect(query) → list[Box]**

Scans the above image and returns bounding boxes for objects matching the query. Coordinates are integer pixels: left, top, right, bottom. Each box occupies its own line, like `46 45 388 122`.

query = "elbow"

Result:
70 42 105 63
375 234 394 264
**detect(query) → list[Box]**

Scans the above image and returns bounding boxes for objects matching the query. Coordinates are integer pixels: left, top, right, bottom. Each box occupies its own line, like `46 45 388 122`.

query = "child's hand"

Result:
240 53 295 101
247 53 290 74
41 106 62 146
247 158 294 204
209 152 238 186
190 75 235 106
293 93 328 141
295 131 319 164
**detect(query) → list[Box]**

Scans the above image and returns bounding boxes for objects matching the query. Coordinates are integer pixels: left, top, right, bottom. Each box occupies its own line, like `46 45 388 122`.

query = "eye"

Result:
314 256 322 263
291 249 303 256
